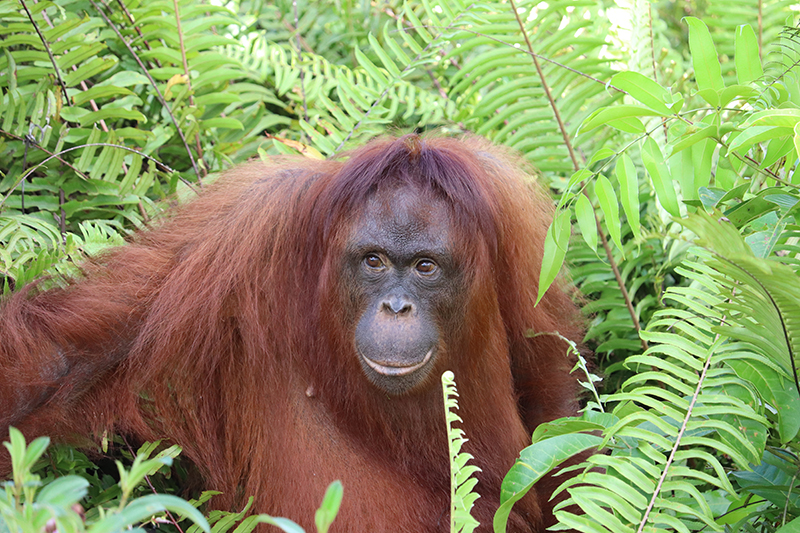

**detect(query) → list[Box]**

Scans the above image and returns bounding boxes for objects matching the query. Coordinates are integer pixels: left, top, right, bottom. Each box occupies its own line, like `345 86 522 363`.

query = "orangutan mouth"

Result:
361 348 434 377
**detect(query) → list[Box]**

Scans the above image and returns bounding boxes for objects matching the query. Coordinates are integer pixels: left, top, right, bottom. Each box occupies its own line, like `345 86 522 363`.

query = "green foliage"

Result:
442 371 481 533
1 430 341 533
494 4 800 532
0 428 210 533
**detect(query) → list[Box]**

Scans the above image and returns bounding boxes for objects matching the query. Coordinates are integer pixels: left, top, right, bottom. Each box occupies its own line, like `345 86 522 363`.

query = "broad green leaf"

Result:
574 193 597 251
383 24 411 65
21 434 50 471
531 413 618 442
97 71 150 87
63 56 116 87
734 451 800 509
696 87 720 107
670 124 718 155
606 117 647 134
298 119 336 155
641 137 681 216
735 25 763 85
764 193 800 211
552 510 618 533
565 169 593 193
762 136 795 167
718 85 758 108
193 68 243 90
615 153 641 240
729 126 794 153
194 92 240 106
76 127 103 172
494 433 603 533
595 176 622 251
580 105 665 133
693 139 715 193
610 72 672 114
58 41 106 70
685 17 724 91
36 476 89 506
588 148 615 166
746 108 800 127
724 197 778 228
795 122 800 162
537 209 570 305
59 105 90 123
1 89 18 131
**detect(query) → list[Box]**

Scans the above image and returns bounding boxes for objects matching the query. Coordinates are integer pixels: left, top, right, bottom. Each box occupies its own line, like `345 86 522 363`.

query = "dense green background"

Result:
2 0 800 531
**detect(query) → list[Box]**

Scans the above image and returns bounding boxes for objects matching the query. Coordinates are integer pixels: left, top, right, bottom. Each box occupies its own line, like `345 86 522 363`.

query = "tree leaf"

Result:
641 138 681 216
735 24 763 85
536 209 570 305
494 433 603 533
685 17 724 91
575 193 597 251
596 175 622 251
609 72 672 115
615 154 641 240
580 105 665 133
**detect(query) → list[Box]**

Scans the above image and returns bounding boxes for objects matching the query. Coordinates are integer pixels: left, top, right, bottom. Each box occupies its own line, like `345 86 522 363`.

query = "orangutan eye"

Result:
415 259 438 275
364 254 385 270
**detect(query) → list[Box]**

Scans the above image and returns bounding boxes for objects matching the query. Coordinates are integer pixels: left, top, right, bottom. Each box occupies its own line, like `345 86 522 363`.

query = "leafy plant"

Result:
0 428 210 533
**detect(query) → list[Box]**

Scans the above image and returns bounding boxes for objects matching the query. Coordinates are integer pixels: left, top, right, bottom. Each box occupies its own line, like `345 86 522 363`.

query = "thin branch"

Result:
111 0 161 68
171 0 205 174
648 4 668 143
0 143 190 209
594 208 648 352
636 334 722 532
0 128 91 180
88 0 202 184
18 0 69 102
282 20 315 54
386 23 625 93
122 437 186 533
509 0 644 343
509 0 579 170
173 0 192 101
292 0 308 125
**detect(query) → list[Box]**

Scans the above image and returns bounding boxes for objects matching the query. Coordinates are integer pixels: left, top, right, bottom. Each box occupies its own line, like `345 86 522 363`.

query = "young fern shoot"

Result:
442 371 481 533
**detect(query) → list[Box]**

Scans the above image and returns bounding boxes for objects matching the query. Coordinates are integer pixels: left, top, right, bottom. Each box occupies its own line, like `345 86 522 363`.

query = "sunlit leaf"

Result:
685 17 724 91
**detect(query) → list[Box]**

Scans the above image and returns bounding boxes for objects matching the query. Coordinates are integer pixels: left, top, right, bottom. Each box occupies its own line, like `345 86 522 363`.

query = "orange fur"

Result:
0 135 584 532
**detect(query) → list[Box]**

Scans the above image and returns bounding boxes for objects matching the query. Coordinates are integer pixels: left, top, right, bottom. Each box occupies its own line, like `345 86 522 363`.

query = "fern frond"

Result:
545 217 782 532
680 212 800 442
444 0 619 171
442 371 480 533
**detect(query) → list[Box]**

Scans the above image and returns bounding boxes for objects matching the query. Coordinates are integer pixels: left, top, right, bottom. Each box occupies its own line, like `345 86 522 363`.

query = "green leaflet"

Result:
537 209 570 305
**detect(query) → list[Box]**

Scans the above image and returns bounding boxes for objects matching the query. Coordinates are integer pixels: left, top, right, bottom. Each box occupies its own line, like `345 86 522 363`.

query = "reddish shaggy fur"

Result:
0 135 584 532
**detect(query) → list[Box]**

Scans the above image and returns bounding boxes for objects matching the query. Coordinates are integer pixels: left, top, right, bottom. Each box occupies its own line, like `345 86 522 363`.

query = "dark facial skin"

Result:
343 186 464 395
